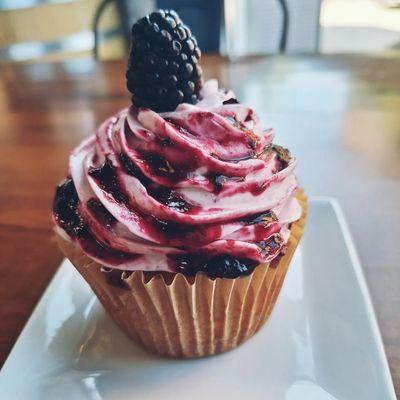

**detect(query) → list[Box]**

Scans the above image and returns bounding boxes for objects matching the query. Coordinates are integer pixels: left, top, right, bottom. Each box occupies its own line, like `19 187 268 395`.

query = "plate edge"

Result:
310 196 397 399
0 261 71 375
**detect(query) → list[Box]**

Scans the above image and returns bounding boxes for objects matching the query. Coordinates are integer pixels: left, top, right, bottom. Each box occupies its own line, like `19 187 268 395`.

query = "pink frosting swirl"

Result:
54 80 301 274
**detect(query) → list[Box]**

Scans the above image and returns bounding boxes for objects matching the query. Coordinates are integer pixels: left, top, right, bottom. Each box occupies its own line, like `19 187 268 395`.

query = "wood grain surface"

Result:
0 55 399 394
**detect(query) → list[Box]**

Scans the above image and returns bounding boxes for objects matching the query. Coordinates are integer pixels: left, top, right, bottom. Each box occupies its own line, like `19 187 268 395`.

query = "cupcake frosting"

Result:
53 80 301 276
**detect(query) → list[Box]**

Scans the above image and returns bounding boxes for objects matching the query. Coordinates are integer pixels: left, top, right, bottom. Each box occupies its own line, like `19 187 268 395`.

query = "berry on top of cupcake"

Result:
126 9 203 111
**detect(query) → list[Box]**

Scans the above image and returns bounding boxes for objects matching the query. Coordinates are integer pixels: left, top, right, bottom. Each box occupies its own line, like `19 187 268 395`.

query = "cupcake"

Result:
53 9 307 358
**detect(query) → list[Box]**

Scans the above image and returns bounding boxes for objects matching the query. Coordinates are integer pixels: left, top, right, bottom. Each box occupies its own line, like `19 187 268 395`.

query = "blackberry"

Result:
126 9 203 112
203 255 257 279
53 178 87 238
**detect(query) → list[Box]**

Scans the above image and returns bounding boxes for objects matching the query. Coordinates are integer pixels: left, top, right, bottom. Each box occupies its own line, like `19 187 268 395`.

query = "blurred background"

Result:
0 0 399 63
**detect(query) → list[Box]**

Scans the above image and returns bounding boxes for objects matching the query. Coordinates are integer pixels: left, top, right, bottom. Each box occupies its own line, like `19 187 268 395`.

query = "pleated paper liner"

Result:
56 190 307 358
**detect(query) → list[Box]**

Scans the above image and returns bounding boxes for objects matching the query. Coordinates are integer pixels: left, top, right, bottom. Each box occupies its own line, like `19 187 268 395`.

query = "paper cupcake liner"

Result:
56 190 307 358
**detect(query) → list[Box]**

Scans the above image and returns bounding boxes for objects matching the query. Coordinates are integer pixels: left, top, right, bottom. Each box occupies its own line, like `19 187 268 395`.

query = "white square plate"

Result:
0 199 396 400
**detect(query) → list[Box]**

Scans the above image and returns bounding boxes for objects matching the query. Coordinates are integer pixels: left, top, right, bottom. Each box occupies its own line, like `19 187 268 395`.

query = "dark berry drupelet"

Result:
126 9 203 112
203 255 258 279
53 178 87 238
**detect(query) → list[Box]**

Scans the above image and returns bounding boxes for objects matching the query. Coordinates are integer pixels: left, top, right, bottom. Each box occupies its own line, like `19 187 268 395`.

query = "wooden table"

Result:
0 55 399 394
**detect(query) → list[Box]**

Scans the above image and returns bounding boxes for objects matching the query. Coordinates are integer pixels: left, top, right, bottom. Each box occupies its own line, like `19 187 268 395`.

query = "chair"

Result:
95 0 222 55
93 0 155 59
0 0 125 63
224 0 322 58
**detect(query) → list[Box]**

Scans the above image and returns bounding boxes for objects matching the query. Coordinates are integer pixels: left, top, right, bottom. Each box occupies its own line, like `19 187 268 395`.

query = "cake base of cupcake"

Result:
56 190 307 358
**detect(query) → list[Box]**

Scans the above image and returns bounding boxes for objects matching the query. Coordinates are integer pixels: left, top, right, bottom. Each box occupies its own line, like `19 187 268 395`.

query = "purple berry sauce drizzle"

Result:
53 176 274 279
54 178 139 266
54 113 289 279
